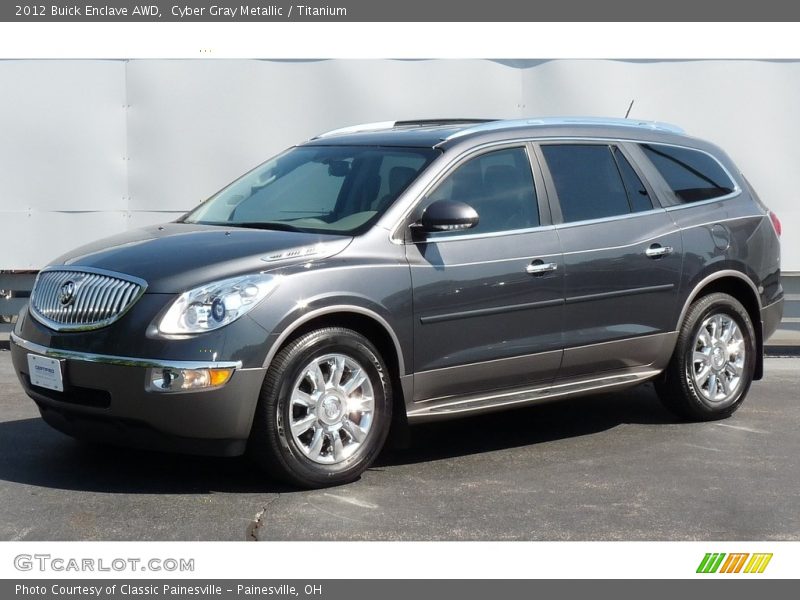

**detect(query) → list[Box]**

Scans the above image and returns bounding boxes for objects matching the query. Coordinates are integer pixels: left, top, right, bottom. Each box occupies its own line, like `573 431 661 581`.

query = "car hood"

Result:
52 223 353 293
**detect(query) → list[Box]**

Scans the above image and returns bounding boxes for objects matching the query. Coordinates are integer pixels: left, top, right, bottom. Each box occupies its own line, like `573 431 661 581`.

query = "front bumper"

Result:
10 333 266 456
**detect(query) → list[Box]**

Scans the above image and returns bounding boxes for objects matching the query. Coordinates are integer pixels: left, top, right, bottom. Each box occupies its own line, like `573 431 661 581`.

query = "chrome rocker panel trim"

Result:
407 368 661 423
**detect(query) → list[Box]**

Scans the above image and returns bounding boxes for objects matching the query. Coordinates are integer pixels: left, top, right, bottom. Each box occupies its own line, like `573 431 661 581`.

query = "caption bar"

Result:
4 0 800 22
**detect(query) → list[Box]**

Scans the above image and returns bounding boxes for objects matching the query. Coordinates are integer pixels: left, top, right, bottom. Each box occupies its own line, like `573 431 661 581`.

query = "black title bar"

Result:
4 0 800 21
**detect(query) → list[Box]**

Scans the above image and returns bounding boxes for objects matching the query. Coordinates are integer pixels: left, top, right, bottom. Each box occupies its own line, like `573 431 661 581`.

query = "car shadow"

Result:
376 382 680 467
0 383 680 493
0 417 293 494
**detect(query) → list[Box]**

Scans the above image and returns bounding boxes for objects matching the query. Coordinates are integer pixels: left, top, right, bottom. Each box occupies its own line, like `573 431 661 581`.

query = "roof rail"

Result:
444 117 685 142
314 121 396 139
394 118 496 127
314 118 497 139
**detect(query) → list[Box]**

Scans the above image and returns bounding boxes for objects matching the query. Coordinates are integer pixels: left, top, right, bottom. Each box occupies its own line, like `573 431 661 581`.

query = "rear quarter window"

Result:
640 143 736 203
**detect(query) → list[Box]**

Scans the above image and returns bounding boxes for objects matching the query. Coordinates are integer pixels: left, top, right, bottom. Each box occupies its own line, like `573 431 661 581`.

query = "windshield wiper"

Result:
217 221 305 233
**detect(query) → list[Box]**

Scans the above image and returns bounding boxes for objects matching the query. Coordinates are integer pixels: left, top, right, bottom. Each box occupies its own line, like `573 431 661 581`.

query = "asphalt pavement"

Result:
0 350 797 541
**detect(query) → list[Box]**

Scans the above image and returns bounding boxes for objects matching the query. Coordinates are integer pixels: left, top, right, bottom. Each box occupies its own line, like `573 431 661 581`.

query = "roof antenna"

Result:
624 99 635 119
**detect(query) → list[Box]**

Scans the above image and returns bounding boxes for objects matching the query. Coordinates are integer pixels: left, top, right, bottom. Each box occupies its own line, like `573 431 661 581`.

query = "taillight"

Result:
769 211 782 237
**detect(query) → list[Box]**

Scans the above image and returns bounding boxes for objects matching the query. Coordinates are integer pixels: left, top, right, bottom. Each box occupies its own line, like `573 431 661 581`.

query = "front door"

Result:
405 145 565 402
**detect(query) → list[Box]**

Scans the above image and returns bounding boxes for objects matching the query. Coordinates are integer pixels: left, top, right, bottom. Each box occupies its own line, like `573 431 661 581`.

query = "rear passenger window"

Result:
641 143 735 203
426 147 539 236
542 144 651 223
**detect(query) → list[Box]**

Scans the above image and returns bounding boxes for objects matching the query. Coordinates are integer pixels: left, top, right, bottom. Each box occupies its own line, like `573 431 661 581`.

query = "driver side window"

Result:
426 146 540 236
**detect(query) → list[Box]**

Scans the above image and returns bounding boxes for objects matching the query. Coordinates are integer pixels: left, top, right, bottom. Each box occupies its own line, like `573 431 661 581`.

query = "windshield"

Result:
182 145 439 235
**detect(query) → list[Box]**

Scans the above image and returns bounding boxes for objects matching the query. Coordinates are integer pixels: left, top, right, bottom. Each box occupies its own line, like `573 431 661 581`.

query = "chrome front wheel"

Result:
289 353 375 465
249 327 392 488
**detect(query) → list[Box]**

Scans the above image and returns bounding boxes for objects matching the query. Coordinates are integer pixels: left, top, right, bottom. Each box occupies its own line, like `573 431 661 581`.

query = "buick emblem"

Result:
59 281 76 306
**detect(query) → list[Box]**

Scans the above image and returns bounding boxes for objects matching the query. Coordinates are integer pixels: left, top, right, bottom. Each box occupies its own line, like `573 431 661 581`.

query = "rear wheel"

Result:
656 292 756 421
249 327 392 488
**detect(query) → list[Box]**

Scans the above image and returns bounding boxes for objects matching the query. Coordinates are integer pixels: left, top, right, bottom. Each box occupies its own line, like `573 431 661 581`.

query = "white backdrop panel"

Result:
0 60 126 212
1 59 798 270
0 211 129 270
521 59 800 270
124 59 523 214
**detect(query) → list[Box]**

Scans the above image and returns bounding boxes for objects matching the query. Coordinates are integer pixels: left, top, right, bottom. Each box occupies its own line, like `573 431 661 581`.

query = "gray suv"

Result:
10 118 784 488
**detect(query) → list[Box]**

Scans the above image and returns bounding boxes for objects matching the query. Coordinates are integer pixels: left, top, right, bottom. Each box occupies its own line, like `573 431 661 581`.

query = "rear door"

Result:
535 141 683 379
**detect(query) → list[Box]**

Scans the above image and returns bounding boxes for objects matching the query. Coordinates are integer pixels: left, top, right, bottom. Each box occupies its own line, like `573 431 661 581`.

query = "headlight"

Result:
155 274 279 335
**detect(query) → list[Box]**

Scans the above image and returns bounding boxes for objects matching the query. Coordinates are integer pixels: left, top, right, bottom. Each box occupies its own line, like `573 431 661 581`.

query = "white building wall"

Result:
1 59 797 270
521 60 800 271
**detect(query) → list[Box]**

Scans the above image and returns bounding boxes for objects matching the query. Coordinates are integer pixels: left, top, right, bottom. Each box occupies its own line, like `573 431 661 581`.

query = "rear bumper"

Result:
10 332 266 456
761 297 784 342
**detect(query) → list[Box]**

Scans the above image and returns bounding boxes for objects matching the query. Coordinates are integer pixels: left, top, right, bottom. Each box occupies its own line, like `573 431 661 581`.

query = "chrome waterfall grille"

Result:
30 268 147 331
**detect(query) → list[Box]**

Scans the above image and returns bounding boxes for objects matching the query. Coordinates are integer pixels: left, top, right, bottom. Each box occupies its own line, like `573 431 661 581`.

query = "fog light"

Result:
148 367 234 392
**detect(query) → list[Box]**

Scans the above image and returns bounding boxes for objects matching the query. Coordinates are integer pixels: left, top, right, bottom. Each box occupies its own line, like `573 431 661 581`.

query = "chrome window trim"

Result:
552 207 664 230
663 190 743 211
29 266 148 333
420 224 556 244
389 135 742 243
10 332 242 370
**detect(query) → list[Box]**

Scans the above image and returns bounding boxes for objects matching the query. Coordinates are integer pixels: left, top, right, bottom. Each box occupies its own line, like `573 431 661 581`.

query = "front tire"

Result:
249 327 392 488
656 292 756 421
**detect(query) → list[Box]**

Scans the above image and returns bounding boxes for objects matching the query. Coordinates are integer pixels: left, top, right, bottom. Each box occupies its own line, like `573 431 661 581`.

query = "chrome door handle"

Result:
645 244 673 259
526 261 558 275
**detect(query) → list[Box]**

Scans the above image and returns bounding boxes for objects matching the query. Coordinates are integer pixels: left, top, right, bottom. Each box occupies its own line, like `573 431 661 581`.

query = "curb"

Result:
765 345 800 357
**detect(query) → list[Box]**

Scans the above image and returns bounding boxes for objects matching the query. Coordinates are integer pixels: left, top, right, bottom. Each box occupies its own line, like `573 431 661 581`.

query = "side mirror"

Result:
417 200 479 234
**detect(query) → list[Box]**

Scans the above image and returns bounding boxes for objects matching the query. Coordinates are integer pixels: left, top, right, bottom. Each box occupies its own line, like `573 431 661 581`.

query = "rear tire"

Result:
655 292 756 421
248 327 392 488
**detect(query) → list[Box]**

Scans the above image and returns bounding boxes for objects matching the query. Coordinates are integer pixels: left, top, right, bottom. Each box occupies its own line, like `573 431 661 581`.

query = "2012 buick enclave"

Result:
10 118 784 487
